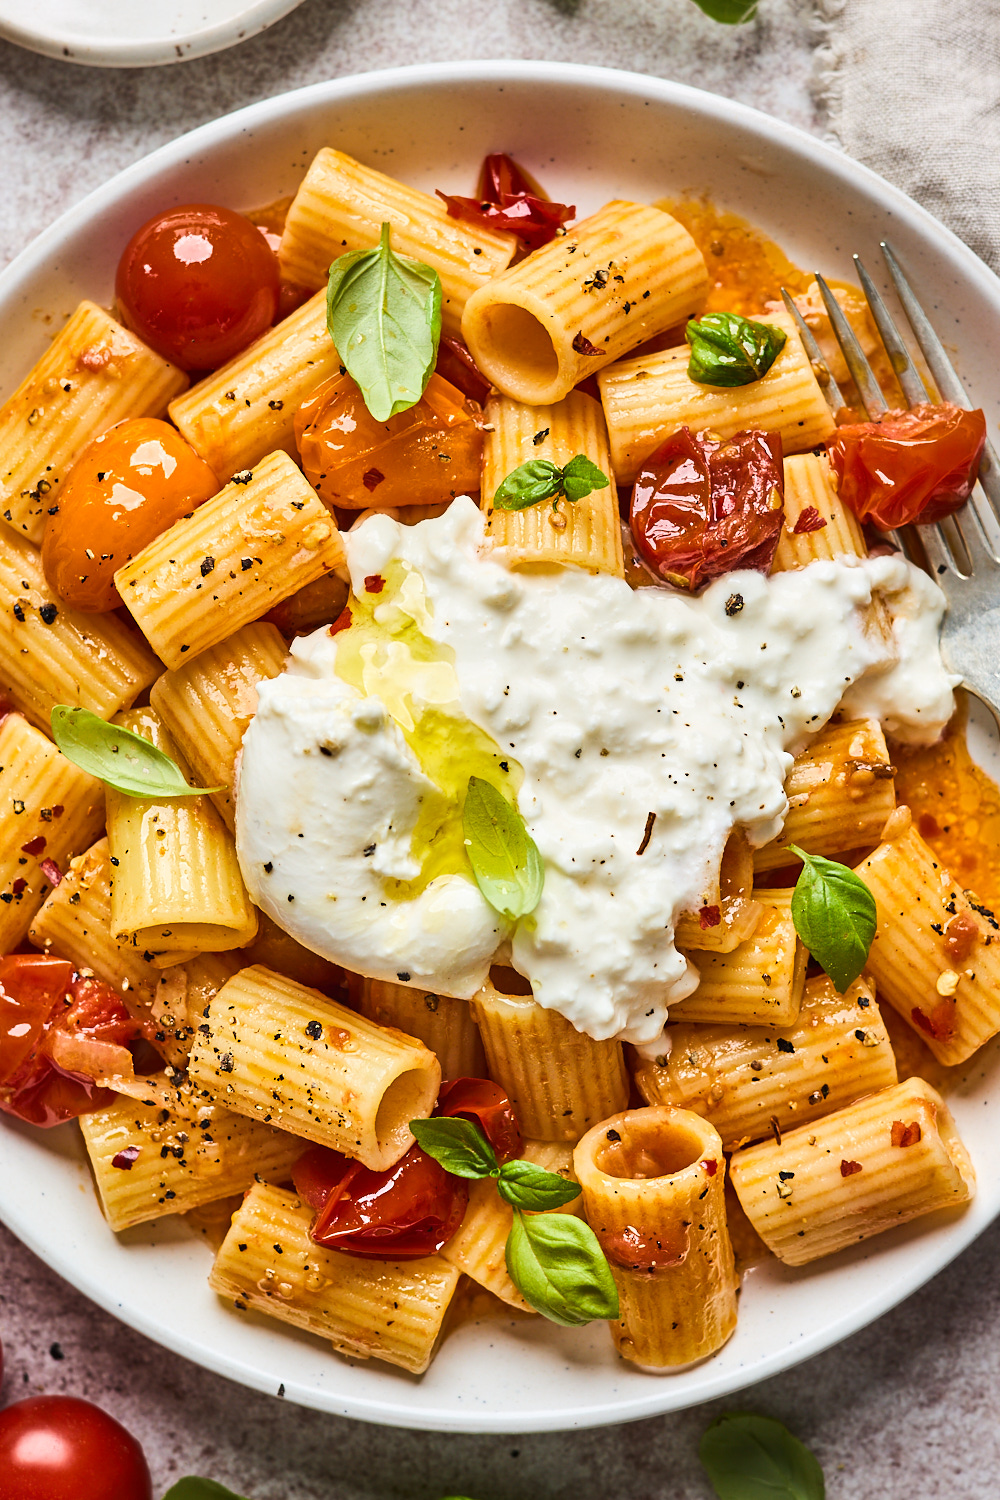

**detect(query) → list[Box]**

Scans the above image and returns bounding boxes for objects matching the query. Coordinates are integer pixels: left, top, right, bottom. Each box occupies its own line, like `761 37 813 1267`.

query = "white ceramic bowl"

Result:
2 61 999 1434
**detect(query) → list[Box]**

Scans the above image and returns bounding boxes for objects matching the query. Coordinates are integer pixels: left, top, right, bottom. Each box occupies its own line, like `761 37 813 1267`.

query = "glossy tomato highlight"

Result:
42 418 219 611
0 1396 152 1500
437 1077 522 1164
826 401 986 530
115 203 280 370
293 1143 469 1259
437 152 575 251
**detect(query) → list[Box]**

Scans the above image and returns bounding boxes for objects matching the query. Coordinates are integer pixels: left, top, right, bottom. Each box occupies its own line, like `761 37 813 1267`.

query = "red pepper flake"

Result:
918 812 940 839
362 468 385 492
840 1159 863 1177
791 506 828 535
572 331 605 357
112 1145 141 1170
12 878 26 895
20 835 46 856
40 858 62 886
364 575 386 594
891 1120 922 1148
51 805 64 820
945 910 979 964
328 606 352 636
699 904 721 930
911 1000 956 1044
701 1158 718 1176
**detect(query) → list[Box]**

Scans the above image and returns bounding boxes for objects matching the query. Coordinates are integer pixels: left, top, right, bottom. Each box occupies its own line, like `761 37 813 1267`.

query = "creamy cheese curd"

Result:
236 497 956 1044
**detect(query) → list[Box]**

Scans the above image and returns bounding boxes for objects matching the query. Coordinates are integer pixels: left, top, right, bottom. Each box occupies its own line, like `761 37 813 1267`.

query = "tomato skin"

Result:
0 956 71 1085
42 419 219 612
115 203 280 370
0 1396 152 1500
630 426 784 591
437 1077 522 1164
437 153 575 251
826 402 986 530
293 1143 469 1259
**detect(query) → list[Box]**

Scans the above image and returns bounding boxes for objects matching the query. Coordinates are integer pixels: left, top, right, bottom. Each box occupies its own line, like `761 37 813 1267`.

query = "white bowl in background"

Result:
1 61 999 1433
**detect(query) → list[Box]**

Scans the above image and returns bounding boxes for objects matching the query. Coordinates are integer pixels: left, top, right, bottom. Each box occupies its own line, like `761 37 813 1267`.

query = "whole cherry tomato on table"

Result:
0 1395 152 1500
115 203 280 370
41 418 219 612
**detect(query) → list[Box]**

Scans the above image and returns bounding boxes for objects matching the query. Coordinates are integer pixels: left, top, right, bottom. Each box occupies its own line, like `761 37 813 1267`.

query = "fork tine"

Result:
779 287 845 413
852 255 930 408
814 274 889 417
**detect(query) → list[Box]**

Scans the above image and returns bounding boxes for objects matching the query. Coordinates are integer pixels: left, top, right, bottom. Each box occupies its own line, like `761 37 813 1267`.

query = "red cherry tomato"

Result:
437 1077 522 1164
0 1395 152 1500
42 418 219 612
437 152 575 250
629 426 785 591
292 1143 469 1259
826 401 987 530
115 203 280 370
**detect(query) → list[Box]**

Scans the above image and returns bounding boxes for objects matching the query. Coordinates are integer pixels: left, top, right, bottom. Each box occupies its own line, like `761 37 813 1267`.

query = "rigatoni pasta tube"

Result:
857 823 1000 1066
79 1077 303 1231
209 1182 460 1373
754 719 896 873
672 890 805 1027
462 201 706 406
0 713 103 949
168 291 339 481
361 978 486 1080
188 964 441 1170
0 301 187 543
674 828 761 954
105 708 258 963
277 148 516 338
471 974 628 1141
635 975 896 1150
772 453 866 573
729 1077 975 1266
115 451 345 670
0 527 160 734
480 391 623 577
574 1106 738 1368
598 311 835 484
149 622 287 832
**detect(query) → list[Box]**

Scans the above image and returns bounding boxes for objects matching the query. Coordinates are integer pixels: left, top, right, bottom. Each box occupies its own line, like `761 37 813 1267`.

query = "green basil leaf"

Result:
689 0 758 22
560 454 611 504
50 707 223 799
497 1158 581 1211
162 1481 249 1500
410 1116 499 1178
505 1209 619 1327
462 775 544 920
326 222 442 423
492 458 563 511
686 311 787 387
699 1412 825 1500
787 844 876 994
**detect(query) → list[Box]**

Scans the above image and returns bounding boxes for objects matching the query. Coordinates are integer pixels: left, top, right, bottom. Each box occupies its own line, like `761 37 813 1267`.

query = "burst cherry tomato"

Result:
42 418 219 612
0 1395 152 1500
115 203 280 370
630 426 784 591
826 401 986 530
437 152 575 250
437 1077 522 1163
293 1142 469 1259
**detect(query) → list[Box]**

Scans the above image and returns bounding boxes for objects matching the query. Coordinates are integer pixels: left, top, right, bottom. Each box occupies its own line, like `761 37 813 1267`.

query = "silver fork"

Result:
780 249 1000 723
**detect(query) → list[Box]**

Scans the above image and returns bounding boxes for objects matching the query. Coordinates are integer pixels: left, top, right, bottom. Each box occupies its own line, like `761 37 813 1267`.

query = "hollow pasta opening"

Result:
595 1111 709 1181
473 303 558 394
376 1066 437 1160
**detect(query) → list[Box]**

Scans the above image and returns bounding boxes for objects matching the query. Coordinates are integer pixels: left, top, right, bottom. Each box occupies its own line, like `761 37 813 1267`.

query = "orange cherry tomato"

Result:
42 418 219 612
295 370 483 510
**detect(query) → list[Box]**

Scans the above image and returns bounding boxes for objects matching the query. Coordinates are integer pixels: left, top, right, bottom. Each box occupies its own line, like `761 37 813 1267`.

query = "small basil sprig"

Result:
326 222 442 422
700 1412 825 1500
410 1116 617 1326
493 455 610 512
685 311 786 387
162 1482 248 1500
51 706 222 798
788 845 876 994
462 775 543 920
689 0 758 22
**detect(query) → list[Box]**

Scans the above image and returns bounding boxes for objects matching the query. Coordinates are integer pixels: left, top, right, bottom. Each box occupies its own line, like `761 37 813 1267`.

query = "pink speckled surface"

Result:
1 3 999 1495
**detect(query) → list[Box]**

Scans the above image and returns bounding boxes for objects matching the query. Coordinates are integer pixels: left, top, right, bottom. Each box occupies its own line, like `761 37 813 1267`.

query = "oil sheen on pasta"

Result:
236 498 956 1045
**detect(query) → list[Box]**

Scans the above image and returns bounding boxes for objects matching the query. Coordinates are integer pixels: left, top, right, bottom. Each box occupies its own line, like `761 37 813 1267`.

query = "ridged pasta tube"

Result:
471 975 629 1141
187 964 441 1171
462 201 707 406
574 1106 738 1368
360 977 486 1080
728 1076 975 1265
672 890 806 1027
209 1182 460 1373
772 453 866 572
674 828 761 954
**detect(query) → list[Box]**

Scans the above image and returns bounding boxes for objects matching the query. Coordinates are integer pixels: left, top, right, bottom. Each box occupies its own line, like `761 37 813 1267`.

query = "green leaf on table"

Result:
699 1412 825 1500
788 845 877 993
162 1480 249 1500
51 706 222 798
688 0 759 22
504 1209 619 1327
326 222 442 422
686 311 786 387
492 454 609 511
462 775 544 920
410 1115 499 1178
496 1158 582 1212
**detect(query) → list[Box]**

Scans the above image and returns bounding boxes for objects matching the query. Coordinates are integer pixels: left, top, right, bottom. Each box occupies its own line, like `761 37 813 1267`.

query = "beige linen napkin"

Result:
817 0 1000 271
